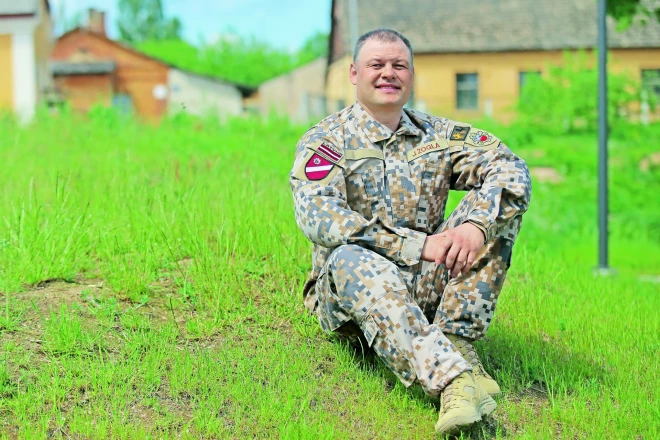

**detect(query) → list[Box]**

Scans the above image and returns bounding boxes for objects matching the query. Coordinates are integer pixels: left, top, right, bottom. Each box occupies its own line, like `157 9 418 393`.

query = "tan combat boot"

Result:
447 334 501 396
434 371 497 435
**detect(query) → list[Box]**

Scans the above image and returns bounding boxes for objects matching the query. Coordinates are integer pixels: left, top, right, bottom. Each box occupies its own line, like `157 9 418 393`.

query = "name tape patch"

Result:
407 139 449 161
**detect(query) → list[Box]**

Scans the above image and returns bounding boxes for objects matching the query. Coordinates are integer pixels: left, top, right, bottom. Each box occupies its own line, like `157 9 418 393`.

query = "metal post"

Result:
348 0 359 53
597 0 610 271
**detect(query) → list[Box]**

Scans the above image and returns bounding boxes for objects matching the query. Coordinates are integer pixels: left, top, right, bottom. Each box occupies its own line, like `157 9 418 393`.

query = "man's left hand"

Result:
432 223 486 278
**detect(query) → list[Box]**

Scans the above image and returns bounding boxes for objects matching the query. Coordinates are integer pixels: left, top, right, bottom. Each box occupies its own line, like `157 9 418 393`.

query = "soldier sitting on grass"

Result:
289 28 532 435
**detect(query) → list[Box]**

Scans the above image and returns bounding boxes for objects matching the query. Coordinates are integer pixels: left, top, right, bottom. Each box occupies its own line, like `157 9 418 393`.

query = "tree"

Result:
117 0 182 44
607 0 660 29
296 32 329 65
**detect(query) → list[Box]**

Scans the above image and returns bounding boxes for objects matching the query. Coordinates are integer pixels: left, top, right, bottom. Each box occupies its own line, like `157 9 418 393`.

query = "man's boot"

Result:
435 371 497 435
446 334 501 396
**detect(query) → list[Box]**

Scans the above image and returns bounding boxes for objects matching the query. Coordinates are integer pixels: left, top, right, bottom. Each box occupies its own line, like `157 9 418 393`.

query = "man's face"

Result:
349 38 414 112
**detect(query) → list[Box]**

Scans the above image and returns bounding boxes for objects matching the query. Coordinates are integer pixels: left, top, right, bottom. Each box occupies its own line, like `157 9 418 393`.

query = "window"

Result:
642 69 660 101
456 73 478 110
519 71 541 93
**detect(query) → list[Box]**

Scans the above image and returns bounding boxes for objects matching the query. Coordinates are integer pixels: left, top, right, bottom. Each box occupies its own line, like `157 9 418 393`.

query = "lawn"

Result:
1 109 658 439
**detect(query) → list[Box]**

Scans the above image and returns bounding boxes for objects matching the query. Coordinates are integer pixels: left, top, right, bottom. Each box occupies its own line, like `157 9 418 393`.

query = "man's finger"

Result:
434 237 452 266
445 243 461 272
462 250 477 275
453 248 469 278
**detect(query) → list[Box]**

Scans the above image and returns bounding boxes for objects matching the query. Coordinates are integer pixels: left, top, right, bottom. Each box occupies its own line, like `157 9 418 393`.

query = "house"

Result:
0 0 53 121
327 0 660 121
258 57 327 122
51 9 251 121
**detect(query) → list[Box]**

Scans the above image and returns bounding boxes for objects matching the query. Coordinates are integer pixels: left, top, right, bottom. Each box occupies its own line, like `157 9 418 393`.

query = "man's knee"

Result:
316 245 409 327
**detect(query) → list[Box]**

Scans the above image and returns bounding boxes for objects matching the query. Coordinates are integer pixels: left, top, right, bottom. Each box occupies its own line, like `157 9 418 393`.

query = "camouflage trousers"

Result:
314 191 522 398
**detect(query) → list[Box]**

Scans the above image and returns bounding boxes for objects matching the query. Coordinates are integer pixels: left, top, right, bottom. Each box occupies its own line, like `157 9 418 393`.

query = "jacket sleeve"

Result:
290 130 426 266
449 133 532 242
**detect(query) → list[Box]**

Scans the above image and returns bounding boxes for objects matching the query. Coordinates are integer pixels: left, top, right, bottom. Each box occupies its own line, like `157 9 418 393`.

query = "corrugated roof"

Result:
332 0 660 57
0 0 38 16
52 61 116 76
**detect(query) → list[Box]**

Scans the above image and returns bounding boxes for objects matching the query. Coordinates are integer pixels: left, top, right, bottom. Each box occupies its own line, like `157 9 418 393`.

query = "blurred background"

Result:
1 0 659 126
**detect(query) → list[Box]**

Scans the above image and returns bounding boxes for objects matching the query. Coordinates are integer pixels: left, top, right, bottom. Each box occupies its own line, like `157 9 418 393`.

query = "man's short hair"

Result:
353 28 414 65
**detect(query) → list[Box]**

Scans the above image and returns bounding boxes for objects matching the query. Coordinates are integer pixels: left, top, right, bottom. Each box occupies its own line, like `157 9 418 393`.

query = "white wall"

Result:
0 15 38 122
167 69 243 119
12 32 37 122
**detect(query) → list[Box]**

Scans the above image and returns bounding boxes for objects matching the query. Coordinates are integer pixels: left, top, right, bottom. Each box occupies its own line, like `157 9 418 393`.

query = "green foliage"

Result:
117 0 181 44
137 32 329 86
515 51 642 135
607 0 660 30
0 111 659 437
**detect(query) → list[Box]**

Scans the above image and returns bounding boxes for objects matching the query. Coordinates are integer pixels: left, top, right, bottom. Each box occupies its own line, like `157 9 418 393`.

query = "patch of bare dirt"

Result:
530 167 563 184
639 152 660 172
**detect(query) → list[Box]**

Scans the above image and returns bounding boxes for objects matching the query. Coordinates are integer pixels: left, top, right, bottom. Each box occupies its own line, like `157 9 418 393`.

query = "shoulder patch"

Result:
465 128 500 149
306 140 345 166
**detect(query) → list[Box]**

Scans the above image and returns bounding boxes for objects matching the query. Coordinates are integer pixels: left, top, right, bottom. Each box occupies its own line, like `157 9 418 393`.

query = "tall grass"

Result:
0 109 659 438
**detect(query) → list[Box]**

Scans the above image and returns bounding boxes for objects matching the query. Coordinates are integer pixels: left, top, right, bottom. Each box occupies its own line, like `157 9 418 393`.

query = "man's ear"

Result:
349 63 358 86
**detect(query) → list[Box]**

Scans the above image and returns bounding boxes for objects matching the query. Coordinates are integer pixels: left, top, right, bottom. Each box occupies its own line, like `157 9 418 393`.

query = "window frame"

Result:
456 73 479 110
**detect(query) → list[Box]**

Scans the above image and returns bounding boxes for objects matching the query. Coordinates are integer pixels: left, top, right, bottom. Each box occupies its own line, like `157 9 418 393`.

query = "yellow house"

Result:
0 0 53 121
327 0 660 122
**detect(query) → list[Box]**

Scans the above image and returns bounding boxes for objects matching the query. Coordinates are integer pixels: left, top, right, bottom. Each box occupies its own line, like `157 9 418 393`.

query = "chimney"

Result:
87 9 106 37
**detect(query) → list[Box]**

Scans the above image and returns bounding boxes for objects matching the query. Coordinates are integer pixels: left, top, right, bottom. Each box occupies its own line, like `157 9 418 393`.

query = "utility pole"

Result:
597 0 611 273
348 0 359 53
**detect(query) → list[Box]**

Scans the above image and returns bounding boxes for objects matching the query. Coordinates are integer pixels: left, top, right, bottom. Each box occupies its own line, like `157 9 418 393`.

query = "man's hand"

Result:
420 223 486 278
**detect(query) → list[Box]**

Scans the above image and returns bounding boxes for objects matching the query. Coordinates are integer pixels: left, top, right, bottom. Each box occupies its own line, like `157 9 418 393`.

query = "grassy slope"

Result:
0 110 658 439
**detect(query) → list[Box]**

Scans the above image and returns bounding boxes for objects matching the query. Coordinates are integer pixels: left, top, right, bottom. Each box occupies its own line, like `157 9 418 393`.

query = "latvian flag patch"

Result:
317 143 342 162
305 153 335 181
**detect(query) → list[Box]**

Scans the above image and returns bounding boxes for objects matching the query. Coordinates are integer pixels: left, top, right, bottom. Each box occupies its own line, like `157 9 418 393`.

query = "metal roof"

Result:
331 0 660 57
52 61 116 76
0 0 38 16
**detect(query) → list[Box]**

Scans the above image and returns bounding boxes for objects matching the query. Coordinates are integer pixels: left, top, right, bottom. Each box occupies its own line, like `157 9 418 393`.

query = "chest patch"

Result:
449 125 470 141
465 128 499 148
407 139 449 161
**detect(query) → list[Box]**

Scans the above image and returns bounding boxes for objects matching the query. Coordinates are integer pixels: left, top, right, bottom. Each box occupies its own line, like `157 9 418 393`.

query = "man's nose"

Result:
381 63 395 78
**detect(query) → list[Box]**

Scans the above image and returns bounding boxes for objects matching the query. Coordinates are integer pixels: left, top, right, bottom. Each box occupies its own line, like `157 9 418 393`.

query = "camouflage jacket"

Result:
290 103 532 312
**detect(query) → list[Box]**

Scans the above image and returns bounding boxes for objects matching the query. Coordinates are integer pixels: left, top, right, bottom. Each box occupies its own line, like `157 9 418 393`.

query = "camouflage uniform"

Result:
289 103 531 398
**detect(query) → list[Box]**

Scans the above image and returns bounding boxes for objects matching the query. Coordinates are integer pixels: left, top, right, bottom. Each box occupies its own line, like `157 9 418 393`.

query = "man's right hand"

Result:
420 223 486 278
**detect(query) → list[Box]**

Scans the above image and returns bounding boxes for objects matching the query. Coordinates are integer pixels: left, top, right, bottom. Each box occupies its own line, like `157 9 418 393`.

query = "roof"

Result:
331 0 660 58
0 0 48 16
52 61 116 76
56 28 255 96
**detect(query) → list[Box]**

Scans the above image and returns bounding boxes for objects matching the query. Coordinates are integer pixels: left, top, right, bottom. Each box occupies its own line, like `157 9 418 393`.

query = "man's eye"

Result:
371 64 382 68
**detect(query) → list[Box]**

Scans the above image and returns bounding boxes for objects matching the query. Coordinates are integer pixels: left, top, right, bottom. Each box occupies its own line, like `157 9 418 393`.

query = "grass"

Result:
0 108 659 439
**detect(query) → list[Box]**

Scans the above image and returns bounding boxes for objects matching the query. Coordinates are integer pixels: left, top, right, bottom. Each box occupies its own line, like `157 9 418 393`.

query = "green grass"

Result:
0 108 659 439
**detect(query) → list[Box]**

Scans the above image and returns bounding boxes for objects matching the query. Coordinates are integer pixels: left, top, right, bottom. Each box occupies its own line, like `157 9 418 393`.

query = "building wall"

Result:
167 69 243 119
326 48 660 122
0 34 12 111
0 15 39 121
54 74 113 112
258 58 327 122
52 31 169 121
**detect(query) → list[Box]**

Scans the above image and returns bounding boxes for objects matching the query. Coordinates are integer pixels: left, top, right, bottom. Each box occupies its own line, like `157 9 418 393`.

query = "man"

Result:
289 28 531 435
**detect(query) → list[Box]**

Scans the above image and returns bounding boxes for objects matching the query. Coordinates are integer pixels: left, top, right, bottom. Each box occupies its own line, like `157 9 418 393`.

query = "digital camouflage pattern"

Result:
289 103 531 396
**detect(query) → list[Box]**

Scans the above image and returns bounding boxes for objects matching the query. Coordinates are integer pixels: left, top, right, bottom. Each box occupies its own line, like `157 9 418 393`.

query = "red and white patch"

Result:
317 143 342 162
305 153 335 181
469 130 493 146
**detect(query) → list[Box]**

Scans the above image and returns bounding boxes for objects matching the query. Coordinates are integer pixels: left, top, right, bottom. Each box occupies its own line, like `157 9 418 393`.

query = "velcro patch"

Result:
449 124 470 142
465 128 499 149
304 153 335 181
311 142 343 164
407 138 449 161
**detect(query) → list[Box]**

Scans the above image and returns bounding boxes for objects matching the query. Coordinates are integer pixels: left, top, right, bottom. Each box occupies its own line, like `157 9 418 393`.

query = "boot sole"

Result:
434 411 482 435
478 395 498 417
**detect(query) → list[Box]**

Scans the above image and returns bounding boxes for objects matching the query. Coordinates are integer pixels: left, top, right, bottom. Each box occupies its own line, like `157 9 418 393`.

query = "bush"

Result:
515 51 643 135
